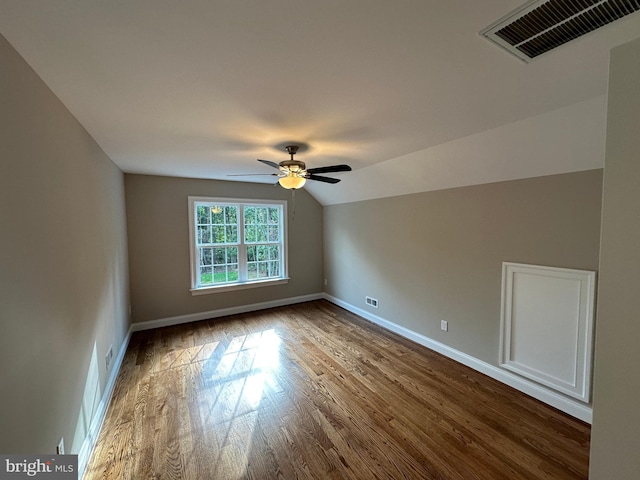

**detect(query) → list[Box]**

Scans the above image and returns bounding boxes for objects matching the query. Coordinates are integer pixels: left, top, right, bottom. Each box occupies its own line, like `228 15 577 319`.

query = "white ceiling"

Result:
1 1 639 205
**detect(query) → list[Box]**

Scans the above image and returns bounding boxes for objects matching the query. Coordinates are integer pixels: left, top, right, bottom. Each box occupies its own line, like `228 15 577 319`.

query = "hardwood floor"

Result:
84 300 590 479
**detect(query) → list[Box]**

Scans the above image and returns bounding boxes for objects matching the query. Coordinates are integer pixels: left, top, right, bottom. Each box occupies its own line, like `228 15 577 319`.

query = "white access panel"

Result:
499 262 596 402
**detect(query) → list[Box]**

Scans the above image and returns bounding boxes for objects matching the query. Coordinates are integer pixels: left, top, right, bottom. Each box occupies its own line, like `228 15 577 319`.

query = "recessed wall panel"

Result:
500 263 595 402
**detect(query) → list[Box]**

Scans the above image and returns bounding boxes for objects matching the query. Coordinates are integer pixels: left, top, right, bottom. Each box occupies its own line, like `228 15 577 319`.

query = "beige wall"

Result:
0 34 129 454
324 170 602 367
590 37 640 479
125 174 323 323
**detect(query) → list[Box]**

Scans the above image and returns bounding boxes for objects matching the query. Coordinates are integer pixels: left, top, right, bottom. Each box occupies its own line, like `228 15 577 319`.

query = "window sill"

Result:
190 277 290 296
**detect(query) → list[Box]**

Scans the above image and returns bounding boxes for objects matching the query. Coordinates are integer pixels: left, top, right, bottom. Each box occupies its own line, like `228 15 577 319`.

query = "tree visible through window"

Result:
189 198 287 292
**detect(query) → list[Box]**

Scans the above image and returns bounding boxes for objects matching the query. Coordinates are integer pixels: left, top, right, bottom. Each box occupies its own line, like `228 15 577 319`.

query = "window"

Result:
188 197 288 294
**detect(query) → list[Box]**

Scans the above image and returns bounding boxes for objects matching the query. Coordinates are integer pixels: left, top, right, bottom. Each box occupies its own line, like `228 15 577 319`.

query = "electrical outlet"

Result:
105 345 113 371
441 320 448 332
56 437 64 455
365 296 379 308
324 278 328 286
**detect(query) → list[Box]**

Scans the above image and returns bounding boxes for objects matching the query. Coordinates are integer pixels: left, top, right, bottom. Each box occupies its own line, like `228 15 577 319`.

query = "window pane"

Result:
213 266 227 283
228 246 238 264
257 225 268 242
269 261 279 277
248 263 257 280
197 205 209 225
225 206 237 224
200 266 213 285
268 225 279 242
200 248 212 266
269 245 279 260
257 245 266 261
213 248 226 265
268 207 279 224
246 245 256 262
197 226 211 245
228 265 239 282
211 206 224 224
213 225 226 243
245 207 255 224
257 207 267 224
258 262 268 278
226 225 238 243
245 225 256 243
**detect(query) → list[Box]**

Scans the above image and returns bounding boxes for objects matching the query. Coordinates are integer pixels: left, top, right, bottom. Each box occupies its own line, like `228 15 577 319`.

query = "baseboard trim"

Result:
324 294 592 424
131 293 325 332
77 325 133 479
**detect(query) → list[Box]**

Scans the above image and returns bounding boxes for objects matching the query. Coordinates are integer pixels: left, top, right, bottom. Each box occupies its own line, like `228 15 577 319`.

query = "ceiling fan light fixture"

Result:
278 174 306 190
243 144 351 188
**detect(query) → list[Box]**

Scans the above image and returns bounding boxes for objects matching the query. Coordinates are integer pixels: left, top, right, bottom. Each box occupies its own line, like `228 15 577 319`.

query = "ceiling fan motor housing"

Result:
279 145 306 173
280 160 306 172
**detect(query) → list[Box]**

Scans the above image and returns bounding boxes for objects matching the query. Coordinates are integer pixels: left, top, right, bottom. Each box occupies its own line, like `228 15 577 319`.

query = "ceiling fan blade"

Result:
306 164 352 174
306 174 341 184
258 159 281 169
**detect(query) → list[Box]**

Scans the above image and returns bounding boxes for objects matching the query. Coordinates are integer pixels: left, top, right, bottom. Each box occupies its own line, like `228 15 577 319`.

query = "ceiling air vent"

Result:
480 0 640 62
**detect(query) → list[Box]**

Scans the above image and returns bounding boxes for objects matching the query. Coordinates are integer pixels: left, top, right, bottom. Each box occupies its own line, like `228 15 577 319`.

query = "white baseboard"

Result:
324 294 592 424
77 325 133 479
131 293 325 332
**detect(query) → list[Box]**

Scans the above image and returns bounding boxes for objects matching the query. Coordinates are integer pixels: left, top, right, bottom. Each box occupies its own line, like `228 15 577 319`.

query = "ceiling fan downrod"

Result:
281 145 305 172
285 145 299 158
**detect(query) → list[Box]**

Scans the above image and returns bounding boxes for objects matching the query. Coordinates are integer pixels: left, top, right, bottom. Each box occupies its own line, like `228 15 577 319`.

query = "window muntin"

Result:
189 198 287 292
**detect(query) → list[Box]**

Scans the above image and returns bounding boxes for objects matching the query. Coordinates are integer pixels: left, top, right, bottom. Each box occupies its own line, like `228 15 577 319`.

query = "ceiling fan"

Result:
229 145 352 189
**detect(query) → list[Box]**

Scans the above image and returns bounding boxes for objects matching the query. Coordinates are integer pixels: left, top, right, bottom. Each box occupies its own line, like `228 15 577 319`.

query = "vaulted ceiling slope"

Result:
1 1 639 205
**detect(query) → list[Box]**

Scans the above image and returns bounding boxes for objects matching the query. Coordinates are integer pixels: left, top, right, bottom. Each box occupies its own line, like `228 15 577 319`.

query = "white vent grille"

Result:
481 0 640 62
365 296 379 308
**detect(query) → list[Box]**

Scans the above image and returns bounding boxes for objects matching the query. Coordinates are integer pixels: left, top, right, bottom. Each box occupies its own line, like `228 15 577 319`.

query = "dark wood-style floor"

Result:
84 300 590 479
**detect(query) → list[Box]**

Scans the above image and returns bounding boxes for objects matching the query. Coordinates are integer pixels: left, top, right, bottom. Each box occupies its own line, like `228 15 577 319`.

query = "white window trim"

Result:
188 196 289 295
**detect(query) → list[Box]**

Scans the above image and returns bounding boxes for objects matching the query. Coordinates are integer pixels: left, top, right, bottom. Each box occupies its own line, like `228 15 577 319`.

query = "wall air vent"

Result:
481 0 640 62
